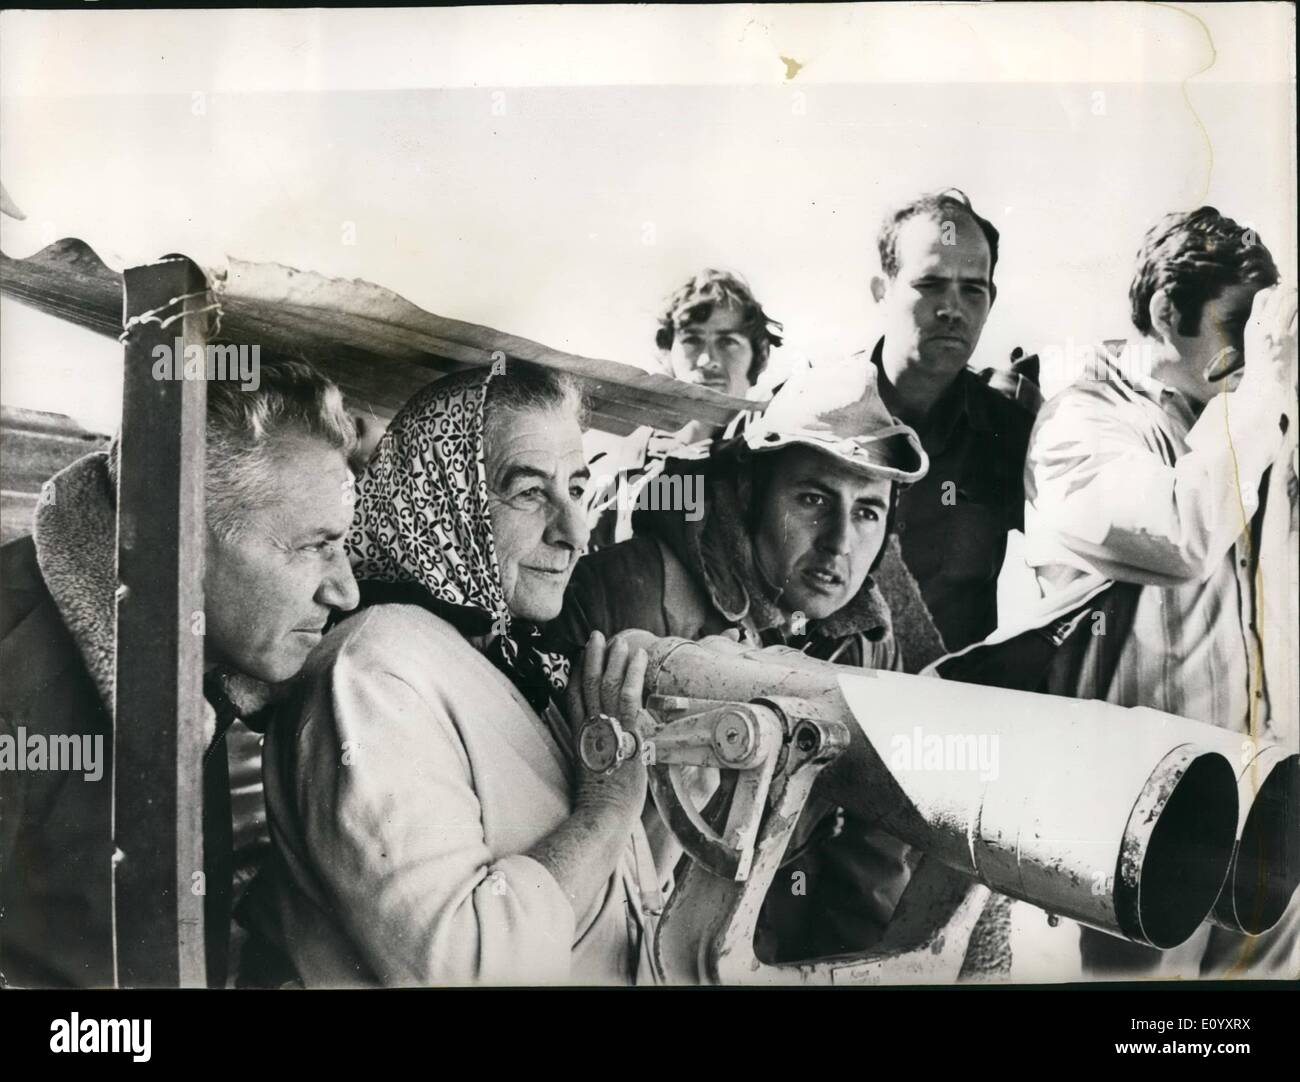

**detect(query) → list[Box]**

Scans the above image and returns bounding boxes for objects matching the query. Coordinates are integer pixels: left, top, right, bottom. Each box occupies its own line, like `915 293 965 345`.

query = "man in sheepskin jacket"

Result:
0 357 360 988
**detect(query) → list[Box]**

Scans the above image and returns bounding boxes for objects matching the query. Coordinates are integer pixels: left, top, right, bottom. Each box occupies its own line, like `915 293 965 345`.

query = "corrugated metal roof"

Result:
1 239 764 436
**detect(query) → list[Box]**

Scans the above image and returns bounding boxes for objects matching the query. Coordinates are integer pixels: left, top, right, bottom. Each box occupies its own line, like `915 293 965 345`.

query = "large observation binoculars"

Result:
616 637 1297 984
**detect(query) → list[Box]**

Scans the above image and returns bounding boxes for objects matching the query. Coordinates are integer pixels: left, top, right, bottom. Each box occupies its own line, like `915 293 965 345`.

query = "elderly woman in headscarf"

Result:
244 362 663 986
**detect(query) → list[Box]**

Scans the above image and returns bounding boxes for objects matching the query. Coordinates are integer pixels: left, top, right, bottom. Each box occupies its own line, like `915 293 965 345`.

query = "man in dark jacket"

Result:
864 188 1037 651
0 357 360 988
548 360 948 963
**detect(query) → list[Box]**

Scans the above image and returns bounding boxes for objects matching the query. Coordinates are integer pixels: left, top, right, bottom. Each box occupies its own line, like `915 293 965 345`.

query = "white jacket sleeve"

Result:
1027 382 1287 586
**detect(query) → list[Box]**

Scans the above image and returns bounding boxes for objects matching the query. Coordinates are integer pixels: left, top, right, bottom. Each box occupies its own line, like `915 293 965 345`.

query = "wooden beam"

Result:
0 239 123 337
1 240 763 436
112 257 209 987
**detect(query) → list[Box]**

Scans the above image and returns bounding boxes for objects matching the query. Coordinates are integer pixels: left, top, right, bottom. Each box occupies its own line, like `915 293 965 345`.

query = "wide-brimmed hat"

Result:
742 358 928 484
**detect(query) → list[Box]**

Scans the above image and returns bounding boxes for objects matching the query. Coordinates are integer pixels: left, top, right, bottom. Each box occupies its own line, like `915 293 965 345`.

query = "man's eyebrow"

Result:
913 271 988 285
796 477 838 495
797 477 888 506
572 466 591 483
855 494 890 510
294 526 346 543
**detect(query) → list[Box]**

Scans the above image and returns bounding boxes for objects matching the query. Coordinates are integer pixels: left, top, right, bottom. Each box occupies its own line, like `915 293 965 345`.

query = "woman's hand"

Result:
529 629 655 916
566 630 651 818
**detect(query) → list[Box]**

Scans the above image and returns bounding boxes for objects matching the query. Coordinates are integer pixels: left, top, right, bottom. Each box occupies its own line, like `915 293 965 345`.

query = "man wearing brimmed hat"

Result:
861 188 1037 652
545 360 948 963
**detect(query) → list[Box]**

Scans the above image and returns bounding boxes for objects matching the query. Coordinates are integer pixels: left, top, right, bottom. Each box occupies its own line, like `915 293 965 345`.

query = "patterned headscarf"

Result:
346 367 571 713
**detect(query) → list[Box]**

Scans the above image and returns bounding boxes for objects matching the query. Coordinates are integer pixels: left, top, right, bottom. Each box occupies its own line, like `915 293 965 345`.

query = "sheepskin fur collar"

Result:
32 452 119 709
31 450 272 722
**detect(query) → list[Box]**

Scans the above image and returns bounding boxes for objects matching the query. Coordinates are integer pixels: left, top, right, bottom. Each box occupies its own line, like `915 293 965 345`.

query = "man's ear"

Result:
869 275 887 305
1149 289 1179 341
988 281 998 308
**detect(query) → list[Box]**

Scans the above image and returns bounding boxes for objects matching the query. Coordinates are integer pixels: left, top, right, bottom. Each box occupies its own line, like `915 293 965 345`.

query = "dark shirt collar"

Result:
869 337 996 446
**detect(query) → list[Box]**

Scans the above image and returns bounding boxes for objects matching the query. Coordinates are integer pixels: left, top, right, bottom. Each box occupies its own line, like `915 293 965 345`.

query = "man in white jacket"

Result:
1019 207 1298 978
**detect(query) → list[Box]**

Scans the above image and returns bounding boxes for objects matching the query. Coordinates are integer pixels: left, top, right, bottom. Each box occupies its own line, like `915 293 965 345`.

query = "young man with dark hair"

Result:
655 267 785 395
1018 207 1297 977
862 188 1037 652
587 269 784 549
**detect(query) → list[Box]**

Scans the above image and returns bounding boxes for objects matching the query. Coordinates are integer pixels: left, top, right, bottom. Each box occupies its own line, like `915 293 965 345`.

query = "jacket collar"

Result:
31 450 273 723
869 337 998 443
1094 340 1201 430
32 451 119 711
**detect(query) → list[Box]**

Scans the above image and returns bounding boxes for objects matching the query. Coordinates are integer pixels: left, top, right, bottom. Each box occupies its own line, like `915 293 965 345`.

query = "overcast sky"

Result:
1 3 1295 433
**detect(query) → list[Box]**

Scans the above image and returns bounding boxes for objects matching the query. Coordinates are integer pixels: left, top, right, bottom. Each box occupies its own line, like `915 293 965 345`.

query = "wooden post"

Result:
112 257 209 987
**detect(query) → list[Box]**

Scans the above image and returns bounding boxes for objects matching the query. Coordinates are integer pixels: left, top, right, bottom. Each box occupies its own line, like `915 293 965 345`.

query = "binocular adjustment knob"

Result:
579 714 638 775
